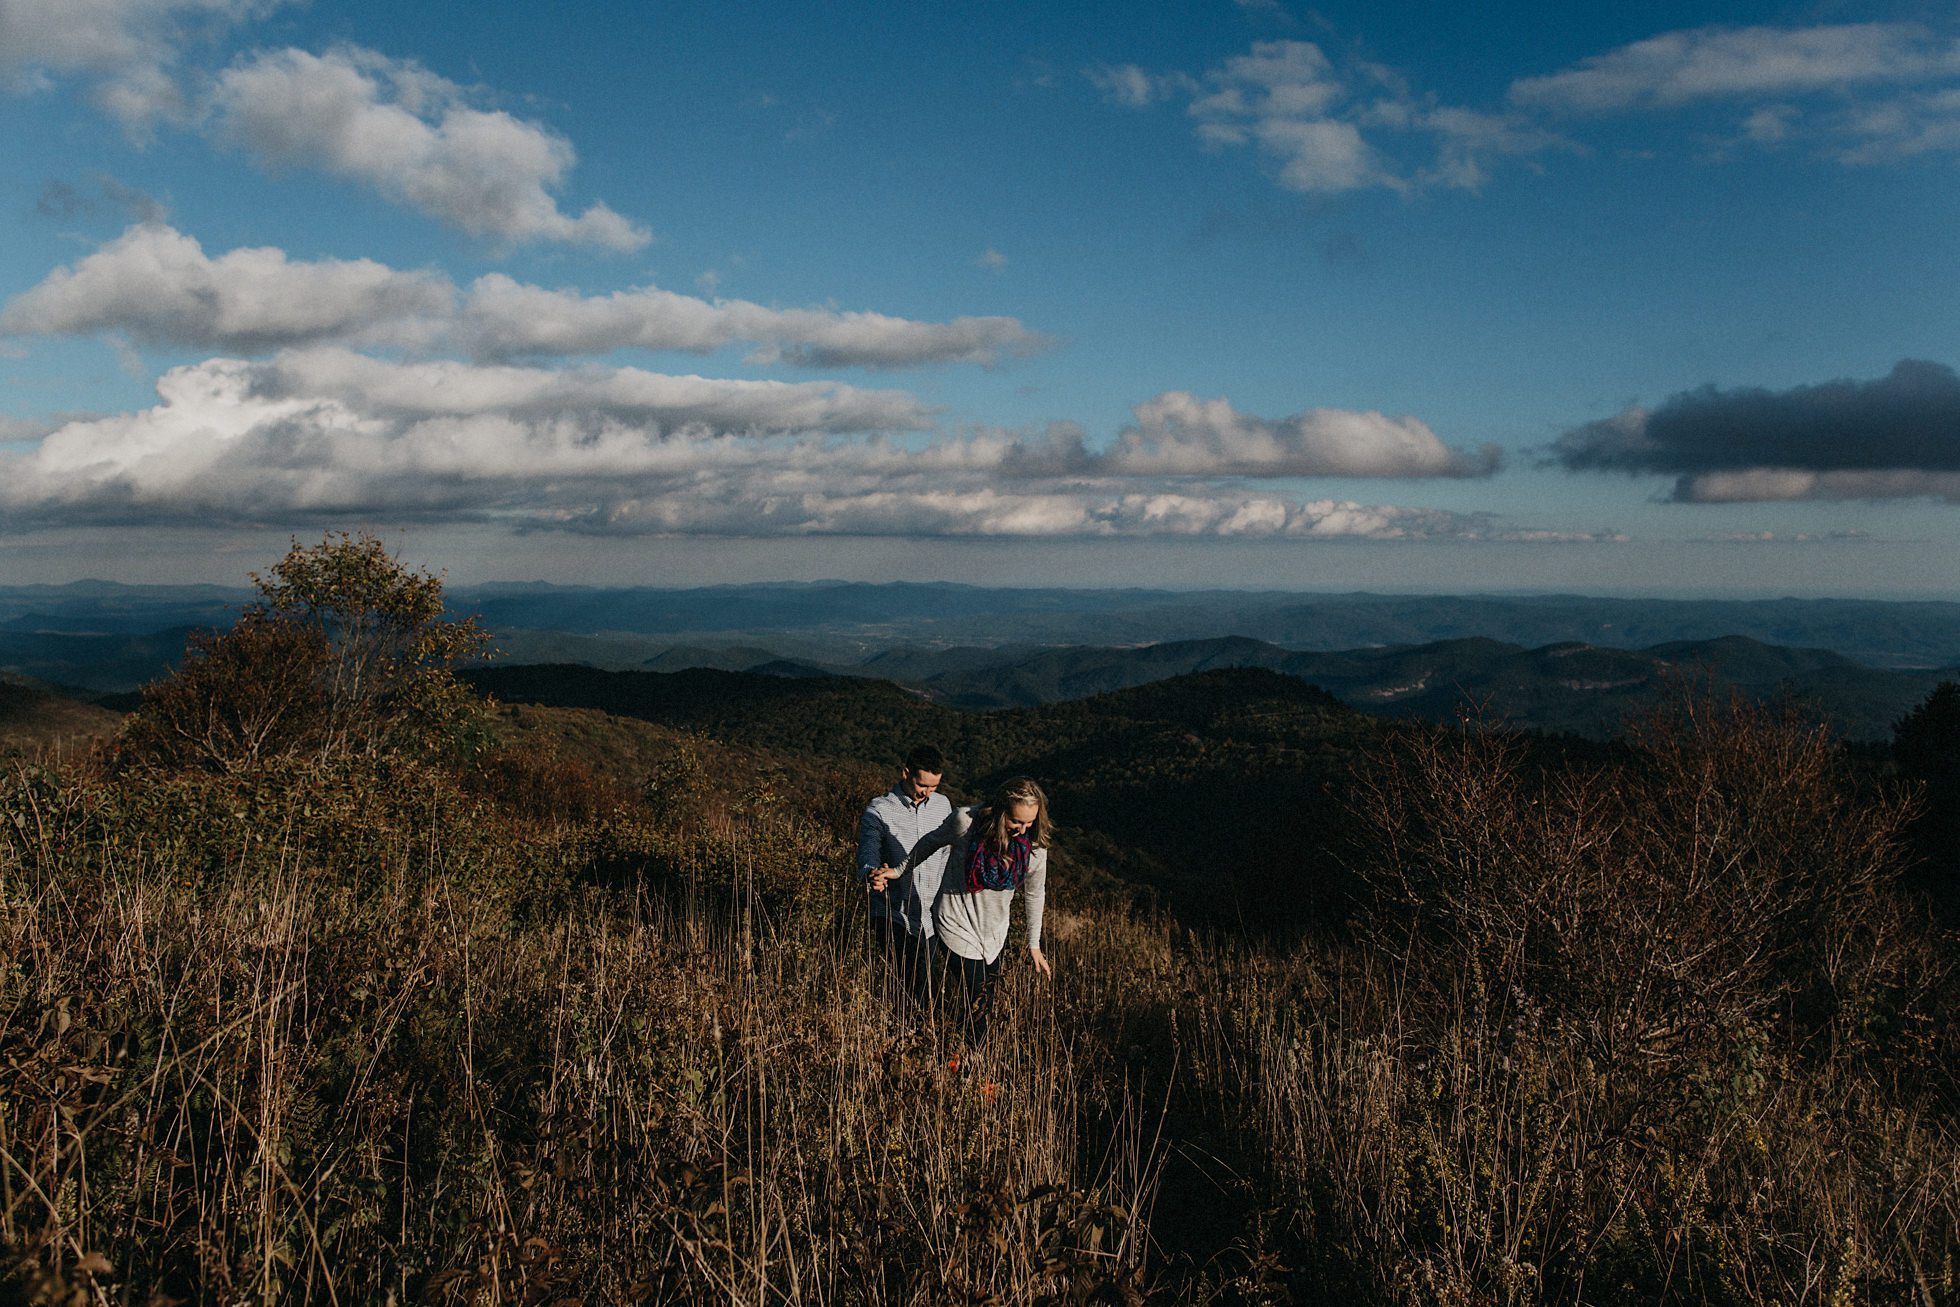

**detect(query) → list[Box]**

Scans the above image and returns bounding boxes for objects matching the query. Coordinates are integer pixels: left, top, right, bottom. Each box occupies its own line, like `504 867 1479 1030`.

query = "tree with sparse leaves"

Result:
121 533 488 772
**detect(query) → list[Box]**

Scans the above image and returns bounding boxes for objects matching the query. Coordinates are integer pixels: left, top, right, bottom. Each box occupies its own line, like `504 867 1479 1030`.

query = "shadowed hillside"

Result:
0 674 125 756
467 663 1380 922
893 634 1958 739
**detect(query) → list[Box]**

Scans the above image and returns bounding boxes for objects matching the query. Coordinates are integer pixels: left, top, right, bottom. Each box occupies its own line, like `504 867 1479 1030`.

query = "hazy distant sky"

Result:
3 0 1959 594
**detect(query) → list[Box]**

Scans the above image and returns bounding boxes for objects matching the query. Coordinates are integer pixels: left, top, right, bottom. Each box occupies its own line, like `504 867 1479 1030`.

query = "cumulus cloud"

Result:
1509 23 1960 164
455 275 1049 368
5 6 651 245
582 492 1556 541
1 225 1052 368
1510 23 1960 113
1095 39 1562 194
254 349 934 430
1104 23 1960 191
0 0 278 132
0 350 931 523
0 354 1570 539
1092 391 1499 478
1188 41 1390 192
0 414 58 444
1551 359 1960 501
211 46 649 250
0 223 454 352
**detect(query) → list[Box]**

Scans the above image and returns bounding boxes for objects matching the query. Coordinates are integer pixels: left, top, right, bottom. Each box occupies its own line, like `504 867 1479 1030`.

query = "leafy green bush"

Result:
118 532 487 773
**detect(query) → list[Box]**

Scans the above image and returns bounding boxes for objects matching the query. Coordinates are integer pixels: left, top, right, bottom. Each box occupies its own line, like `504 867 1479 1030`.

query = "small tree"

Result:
122 533 488 772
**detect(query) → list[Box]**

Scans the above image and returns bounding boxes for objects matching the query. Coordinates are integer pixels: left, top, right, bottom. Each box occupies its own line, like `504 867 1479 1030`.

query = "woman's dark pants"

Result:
932 938 1002 1047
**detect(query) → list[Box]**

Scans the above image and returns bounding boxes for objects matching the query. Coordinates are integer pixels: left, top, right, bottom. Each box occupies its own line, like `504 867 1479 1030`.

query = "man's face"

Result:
901 768 942 805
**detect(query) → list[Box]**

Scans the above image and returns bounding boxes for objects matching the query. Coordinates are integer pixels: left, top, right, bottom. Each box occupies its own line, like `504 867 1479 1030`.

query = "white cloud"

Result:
1509 22 1960 165
211 46 649 250
1086 63 1195 108
1740 103 1799 145
255 349 933 430
1187 41 1388 192
1833 86 1960 162
1509 23 1960 113
0 414 58 444
0 223 454 351
0 350 932 522
1417 106 1568 189
1701 529 1872 542
1098 391 1499 478
1099 39 1560 194
975 247 1009 272
0 0 277 133
0 354 1567 540
1 225 1052 368
456 274 1050 368
1678 469 1960 503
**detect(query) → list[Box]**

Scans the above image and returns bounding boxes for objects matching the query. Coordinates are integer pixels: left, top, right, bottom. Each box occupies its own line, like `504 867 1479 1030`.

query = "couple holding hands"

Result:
857 745 1052 1048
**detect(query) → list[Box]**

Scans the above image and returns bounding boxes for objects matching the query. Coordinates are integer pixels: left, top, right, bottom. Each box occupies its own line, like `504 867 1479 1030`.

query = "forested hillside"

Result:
467 663 1380 921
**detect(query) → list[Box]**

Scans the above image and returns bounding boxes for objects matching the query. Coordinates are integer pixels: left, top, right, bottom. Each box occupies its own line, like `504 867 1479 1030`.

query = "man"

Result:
857 744 953 1005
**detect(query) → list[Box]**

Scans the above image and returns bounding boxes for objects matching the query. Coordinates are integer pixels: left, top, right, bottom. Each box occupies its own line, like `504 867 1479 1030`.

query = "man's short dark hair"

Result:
904 744 945 774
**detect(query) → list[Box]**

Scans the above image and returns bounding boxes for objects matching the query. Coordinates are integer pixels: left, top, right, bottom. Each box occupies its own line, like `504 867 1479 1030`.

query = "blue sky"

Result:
2 0 1959 595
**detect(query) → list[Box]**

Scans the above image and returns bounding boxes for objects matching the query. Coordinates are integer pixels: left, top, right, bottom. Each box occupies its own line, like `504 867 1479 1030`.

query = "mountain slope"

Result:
468 664 1382 921
900 635 1954 739
0 674 126 755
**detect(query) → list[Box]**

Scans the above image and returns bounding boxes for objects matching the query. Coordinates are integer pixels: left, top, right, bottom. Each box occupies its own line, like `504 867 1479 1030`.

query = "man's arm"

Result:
856 803 888 882
900 806 962 874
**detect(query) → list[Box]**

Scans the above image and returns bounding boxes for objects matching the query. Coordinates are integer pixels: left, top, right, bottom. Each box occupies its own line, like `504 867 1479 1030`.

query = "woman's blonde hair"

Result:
976 776 1052 851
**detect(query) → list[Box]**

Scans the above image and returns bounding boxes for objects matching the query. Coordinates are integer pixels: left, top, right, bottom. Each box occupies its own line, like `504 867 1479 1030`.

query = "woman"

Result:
902 776 1053 1048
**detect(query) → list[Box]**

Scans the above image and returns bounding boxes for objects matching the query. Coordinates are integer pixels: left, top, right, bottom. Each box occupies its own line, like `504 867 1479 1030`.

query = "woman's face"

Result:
1004 801 1039 837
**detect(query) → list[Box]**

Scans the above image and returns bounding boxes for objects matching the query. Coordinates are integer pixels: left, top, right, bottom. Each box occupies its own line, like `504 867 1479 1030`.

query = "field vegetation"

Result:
4 536 1958 1304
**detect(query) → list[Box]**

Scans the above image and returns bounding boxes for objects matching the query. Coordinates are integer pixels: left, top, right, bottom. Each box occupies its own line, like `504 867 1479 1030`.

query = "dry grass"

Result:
4 692 1959 1304
0 760 1155 1304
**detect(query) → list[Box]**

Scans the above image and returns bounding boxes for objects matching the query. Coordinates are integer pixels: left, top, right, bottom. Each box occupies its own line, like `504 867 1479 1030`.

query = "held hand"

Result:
868 864 899 892
1029 947 1052 979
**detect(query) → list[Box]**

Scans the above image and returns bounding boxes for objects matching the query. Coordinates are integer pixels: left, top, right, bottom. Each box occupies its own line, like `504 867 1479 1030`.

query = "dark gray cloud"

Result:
1552 359 1960 501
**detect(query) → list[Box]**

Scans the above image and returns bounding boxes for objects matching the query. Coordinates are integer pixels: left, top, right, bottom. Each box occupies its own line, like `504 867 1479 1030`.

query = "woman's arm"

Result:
1023 848 1051 977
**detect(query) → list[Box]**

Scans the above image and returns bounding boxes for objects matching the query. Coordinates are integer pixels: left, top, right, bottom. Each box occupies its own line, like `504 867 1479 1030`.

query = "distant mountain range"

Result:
462 585 1960 671
3 581 1956 739
470 633 1957 741
9 582 1960 683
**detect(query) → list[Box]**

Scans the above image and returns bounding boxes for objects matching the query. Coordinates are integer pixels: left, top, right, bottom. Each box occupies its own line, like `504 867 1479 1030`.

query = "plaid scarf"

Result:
965 831 1032 892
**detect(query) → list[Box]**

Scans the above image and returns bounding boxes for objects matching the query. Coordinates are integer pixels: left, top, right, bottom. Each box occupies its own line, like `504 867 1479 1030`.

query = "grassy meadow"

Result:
4 538 1959 1304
